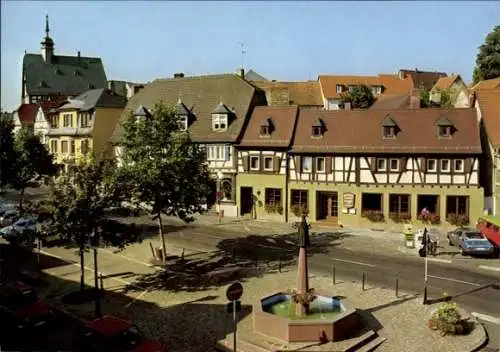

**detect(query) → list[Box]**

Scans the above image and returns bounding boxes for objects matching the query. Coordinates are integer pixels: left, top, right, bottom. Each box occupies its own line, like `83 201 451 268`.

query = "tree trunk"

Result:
93 246 101 318
157 212 167 262
79 245 85 291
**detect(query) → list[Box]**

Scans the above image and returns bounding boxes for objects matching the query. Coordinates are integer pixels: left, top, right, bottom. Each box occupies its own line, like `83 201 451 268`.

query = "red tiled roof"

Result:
239 105 299 148
39 101 61 115
432 75 460 91
252 81 323 106
291 108 481 154
476 89 500 148
471 77 500 91
16 103 38 126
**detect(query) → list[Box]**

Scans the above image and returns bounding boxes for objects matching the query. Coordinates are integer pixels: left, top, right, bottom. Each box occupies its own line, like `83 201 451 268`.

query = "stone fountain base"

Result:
254 292 360 343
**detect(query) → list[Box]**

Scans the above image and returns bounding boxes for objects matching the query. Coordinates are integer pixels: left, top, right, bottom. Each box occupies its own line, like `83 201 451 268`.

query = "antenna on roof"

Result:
238 42 246 70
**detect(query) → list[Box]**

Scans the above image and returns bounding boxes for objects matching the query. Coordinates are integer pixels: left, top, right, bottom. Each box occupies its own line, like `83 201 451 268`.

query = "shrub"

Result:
418 212 441 225
389 212 411 223
264 203 284 215
447 214 469 227
290 204 308 217
428 302 467 336
362 210 384 222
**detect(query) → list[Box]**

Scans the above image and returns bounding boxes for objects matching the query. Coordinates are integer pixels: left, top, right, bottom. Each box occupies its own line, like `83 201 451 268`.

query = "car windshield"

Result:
466 240 490 247
7 289 39 307
465 232 483 239
112 326 146 349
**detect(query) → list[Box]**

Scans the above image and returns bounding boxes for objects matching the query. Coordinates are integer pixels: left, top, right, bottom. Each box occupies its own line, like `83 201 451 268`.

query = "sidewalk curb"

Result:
470 320 489 352
478 265 500 272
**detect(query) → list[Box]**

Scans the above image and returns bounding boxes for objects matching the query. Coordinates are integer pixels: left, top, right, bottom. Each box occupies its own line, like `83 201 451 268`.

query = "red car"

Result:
80 315 166 352
0 281 55 331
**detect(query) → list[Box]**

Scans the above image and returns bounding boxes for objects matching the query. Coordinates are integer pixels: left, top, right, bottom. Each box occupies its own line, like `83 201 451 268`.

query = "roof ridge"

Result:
153 73 239 83
24 52 102 60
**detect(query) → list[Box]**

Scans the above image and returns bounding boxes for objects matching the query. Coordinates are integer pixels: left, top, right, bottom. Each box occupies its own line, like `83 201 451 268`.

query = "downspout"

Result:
285 152 290 223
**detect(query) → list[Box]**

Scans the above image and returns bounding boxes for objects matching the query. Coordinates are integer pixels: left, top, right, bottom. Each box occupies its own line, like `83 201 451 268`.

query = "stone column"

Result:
296 247 310 316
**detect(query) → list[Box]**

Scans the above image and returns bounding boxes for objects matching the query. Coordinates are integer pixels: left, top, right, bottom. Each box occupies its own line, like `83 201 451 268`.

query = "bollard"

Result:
181 248 185 263
395 277 399 297
362 272 366 291
333 264 336 285
423 284 428 305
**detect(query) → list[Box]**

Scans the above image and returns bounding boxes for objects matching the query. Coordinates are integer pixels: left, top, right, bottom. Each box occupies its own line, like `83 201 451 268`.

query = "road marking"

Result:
478 265 500 272
427 274 481 287
426 257 452 264
98 248 154 268
333 258 377 268
241 221 251 233
471 312 500 325
124 289 149 308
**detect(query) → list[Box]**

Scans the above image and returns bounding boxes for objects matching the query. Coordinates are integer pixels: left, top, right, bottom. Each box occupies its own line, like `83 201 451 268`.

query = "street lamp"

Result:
217 171 223 224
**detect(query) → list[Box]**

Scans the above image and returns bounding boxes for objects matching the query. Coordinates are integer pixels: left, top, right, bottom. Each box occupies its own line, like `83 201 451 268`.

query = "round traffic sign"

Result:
226 281 243 301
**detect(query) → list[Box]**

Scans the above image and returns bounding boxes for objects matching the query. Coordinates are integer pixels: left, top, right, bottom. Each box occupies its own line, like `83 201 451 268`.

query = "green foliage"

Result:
473 25 500 84
361 210 385 222
429 302 467 336
117 102 214 222
0 116 16 189
446 214 469 227
339 84 376 109
10 128 56 210
420 88 431 108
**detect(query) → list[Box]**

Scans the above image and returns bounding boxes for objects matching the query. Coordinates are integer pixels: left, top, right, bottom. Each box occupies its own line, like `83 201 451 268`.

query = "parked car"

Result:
0 281 56 332
78 315 166 352
1 217 38 244
447 227 496 256
0 209 20 227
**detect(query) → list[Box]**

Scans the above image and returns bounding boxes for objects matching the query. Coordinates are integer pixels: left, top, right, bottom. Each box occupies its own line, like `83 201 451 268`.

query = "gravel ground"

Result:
42 262 485 352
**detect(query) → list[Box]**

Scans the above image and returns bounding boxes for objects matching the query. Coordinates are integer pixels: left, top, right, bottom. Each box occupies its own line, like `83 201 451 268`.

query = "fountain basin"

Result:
254 292 360 342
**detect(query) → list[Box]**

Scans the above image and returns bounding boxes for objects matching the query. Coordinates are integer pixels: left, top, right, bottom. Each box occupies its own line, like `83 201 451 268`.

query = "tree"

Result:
117 102 214 261
46 156 135 316
0 116 16 191
10 128 57 211
339 84 376 109
472 25 500 84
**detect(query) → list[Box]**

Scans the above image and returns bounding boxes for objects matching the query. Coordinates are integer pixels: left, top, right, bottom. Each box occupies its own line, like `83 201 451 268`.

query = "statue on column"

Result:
297 214 310 248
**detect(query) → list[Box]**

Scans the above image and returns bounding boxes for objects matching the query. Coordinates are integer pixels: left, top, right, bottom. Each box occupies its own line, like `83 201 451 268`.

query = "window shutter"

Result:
312 157 316 174
465 158 473 174
260 155 264 172
370 157 377 172
399 157 407 172
243 155 249 171
295 155 302 172
274 156 281 173
420 157 427 172
325 156 332 174
225 145 231 161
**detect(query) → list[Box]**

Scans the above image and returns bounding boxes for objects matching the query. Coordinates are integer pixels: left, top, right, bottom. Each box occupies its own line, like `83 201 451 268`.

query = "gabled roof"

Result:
318 74 413 99
476 89 500 148
370 94 410 110
111 74 258 143
212 102 232 114
134 105 151 117
432 75 461 91
39 101 61 115
58 89 126 112
245 69 268 81
471 77 500 91
239 106 299 148
23 53 108 96
381 115 397 127
252 80 323 106
15 104 39 126
176 100 190 115
435 115 454 126
291 108 480 154
398 69 447 90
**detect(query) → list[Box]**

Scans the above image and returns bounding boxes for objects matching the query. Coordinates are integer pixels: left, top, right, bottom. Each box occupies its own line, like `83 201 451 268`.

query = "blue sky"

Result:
1 1 499 112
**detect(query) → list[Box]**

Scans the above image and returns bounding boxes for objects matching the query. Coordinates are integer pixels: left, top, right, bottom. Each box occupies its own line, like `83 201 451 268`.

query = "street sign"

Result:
227 300 242 313
226 281 243 301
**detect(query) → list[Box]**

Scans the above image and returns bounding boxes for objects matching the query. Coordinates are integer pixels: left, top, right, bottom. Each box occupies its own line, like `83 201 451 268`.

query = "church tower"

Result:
41 14 54 64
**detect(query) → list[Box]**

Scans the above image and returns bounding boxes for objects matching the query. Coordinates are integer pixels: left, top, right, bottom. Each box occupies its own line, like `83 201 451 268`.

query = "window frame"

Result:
265 188 282 207
361 192 383 212
454 159 464 172
263 156 274 171
336 85 343 93
383 126 395 138
249 156 260 171
389 194 410 215
312 126 322 137
301 156 313 173
291 189 308 208
81 140 89 155
389 158 399 171
427 159 437 172
63 114 72 128
178 116 188 131
376 158 387 172
212 113 228 131
438 126 451 138
61 140 68 154
316 157 325 172
50 140 58 153
70 140 75 155
446 195 469 217
440 159 450 172
260 125 270 136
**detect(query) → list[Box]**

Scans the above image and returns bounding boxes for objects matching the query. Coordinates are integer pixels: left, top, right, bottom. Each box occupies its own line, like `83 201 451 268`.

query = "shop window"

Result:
361 193 383 212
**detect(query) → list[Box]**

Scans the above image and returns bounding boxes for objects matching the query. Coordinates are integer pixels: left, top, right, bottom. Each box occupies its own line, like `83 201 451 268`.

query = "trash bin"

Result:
403 224 415 248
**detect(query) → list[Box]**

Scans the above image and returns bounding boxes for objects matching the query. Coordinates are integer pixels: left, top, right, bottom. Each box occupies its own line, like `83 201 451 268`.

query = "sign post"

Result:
226 282 243 352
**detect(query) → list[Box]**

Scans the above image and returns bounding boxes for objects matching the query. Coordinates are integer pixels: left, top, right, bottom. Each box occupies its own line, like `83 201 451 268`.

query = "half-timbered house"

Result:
110 73 267 217
236 106 299 221
288 108 483 228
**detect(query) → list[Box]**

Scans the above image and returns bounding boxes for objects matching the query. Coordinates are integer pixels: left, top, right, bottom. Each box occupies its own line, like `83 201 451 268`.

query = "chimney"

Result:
174 73 185 79
238 68 245 79
344 102 351 110
468 92 476 107
409 88 421 109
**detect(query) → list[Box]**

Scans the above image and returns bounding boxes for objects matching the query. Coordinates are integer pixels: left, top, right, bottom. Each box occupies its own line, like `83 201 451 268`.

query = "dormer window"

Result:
37 80 49 88
435 115 454 138
259 118 273 137
133 105 151 122
212 101 232 132
178 116 188 131
376 86 382 94
336 85 343 93
348 85 355 93
311 118 324 138
176 99 191 131
381 114 398 139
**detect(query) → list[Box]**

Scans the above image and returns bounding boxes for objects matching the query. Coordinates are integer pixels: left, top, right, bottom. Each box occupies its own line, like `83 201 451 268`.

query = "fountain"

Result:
253 215 360 342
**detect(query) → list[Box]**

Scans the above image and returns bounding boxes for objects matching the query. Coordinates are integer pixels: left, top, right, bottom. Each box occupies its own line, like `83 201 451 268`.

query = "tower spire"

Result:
45 14 50 37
